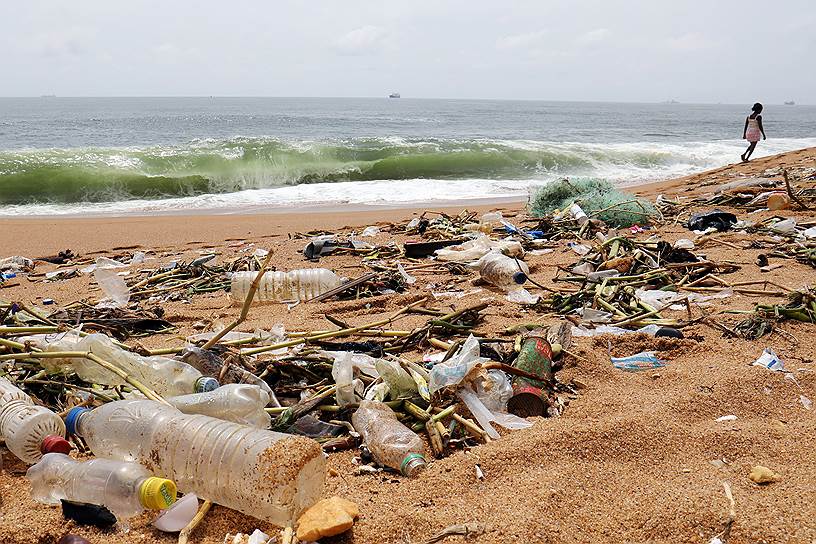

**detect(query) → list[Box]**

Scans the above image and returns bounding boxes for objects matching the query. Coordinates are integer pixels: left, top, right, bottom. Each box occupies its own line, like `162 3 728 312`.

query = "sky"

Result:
1 0 814 103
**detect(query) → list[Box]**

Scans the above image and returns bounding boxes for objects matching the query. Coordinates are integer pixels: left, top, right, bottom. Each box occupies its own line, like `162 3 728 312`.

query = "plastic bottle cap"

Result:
512 271 528 285
139 477 177 510
194 377 219 393
400 453 427 477
65 407 90 436
40 435 72 455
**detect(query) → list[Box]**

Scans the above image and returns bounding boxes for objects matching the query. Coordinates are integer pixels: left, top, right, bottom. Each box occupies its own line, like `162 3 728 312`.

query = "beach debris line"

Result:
2 166 816 541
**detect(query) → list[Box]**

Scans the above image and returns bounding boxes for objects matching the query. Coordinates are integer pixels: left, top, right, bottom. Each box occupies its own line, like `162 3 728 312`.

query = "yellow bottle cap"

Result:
139 477 177 510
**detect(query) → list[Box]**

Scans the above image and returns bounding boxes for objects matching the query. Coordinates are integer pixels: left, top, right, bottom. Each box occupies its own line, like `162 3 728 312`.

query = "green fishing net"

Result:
529 177 657 228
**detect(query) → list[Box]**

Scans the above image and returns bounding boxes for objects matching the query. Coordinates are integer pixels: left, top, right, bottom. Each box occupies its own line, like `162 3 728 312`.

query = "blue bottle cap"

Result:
65 407 90 436
512 271 528 285
194 377 219 393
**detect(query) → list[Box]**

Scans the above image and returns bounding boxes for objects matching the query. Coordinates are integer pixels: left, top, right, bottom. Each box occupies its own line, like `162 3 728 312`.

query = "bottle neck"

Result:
400 453 427 477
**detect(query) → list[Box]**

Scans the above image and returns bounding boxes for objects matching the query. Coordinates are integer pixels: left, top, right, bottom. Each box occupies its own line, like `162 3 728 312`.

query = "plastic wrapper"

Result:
329 351 379 406
474 370 513 412
374 358 417 399
94 257 131 308
428 335 488 394
457 386 531 440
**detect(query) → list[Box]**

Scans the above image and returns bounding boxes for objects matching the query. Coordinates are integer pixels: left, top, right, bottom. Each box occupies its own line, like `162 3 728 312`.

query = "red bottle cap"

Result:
40 435 73 455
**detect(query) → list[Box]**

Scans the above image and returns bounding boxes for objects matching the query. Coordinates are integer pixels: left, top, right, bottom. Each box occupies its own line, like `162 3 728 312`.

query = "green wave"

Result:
0 137 649 205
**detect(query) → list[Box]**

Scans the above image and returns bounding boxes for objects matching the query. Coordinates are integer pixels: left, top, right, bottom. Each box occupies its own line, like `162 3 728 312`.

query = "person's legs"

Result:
741 143 752 162
744 142 758 160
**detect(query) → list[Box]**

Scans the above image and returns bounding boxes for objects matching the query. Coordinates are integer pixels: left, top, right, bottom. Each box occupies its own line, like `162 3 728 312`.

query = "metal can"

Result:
507 336 553 417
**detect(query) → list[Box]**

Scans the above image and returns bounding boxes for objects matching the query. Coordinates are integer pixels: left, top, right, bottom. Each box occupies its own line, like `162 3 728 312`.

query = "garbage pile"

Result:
1 168 816 542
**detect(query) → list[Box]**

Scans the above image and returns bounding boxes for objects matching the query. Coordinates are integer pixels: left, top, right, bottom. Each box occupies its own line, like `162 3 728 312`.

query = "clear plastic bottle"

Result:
477 251 529 290
0 376 67 464
26 453 177 521
230 269 343 303
167 384 271 428
66 400 325 525
351 400 427 477
42 333 218 396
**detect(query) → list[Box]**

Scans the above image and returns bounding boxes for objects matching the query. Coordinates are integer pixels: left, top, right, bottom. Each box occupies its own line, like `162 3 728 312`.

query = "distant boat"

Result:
784 100 795 106
388 92 401 99
662 99 680 104
39 94 56 98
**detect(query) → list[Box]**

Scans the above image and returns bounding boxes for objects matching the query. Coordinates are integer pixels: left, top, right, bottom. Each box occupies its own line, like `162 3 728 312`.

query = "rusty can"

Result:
507 336 553 417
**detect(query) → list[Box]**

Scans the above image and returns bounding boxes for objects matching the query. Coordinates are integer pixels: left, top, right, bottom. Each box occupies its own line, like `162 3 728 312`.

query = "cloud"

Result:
150 43 201 64
32 27 90 59
334 25 389 56
666 33 717 52
496 30 548 50
575 28 611 46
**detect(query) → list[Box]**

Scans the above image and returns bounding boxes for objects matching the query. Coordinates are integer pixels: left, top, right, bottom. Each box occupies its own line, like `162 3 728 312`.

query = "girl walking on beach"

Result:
741 102 766 162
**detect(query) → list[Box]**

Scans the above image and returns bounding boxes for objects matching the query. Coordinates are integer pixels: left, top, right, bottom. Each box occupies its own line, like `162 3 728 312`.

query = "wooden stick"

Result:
203 250 274 349
178 499 212 544
784 169 811 210
306 272 377 303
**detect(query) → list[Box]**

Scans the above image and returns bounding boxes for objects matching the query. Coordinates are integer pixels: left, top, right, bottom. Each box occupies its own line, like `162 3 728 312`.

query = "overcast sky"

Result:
1 0 813 103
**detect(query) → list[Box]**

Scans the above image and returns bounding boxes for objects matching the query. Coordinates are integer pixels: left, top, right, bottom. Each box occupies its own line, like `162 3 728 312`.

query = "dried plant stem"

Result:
203 250 274 349
242 297 428 356
0 350 168 405
178 499 212 544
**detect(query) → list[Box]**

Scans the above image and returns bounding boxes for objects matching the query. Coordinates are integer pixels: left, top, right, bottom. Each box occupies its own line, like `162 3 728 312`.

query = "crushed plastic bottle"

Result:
477 251 529 290
167 384 272 428
27 453 177 522
0 376 67 463
66 400 325 525
41 333 217 397
230 269 343 303
351 400 427 477
434 234 524 263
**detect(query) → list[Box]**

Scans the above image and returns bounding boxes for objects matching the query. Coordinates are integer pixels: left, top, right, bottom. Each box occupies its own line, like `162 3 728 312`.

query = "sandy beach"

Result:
2 147 816 543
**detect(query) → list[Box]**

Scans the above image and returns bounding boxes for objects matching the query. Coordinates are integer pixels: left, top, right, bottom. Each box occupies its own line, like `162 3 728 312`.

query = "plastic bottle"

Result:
167 384 272 428
230 269 343 303
0 376 68 464
477 251 529 290
42 333 218 397
66 400 325 525
27 453 177 522
351 400 427 477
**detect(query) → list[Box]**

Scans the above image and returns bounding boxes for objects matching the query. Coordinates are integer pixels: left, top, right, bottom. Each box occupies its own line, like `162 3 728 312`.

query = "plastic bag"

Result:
94 257 131 308
611 351 665 371
329 351 379 406
374 358 417 399
635 288 684 309
428 335 488 393
506 288 539 305
752 348 785 372
397 263 416 285
474 370 513 412
361 226 381 237
458 386 531 440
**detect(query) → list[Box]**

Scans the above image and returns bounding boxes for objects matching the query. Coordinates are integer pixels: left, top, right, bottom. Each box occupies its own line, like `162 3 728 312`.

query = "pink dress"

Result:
746 117 761 143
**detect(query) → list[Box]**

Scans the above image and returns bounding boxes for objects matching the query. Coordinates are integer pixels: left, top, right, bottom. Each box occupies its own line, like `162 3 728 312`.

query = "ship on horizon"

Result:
388 92 401 99
784 100 795 106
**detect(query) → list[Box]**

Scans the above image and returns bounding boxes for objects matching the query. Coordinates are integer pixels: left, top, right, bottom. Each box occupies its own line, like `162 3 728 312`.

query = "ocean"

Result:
1 97 814 216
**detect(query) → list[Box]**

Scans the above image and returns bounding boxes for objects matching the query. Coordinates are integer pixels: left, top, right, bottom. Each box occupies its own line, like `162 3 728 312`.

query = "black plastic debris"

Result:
687 210 737 232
